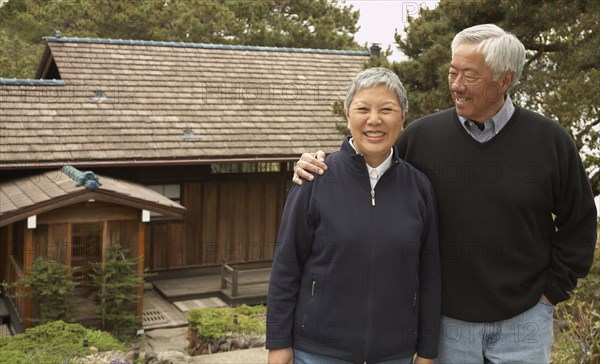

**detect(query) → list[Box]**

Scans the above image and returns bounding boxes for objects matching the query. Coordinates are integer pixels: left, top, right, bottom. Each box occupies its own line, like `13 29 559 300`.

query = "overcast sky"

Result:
346 0 440 62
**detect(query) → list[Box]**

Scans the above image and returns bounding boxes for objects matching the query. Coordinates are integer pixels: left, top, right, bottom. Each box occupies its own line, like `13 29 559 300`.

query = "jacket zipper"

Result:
413 292 417 313
369 159 399 206
364 202 376 361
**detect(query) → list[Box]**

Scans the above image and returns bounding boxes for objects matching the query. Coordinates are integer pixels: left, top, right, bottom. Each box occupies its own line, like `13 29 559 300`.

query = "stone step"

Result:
0 299 9 318
0 324 12 337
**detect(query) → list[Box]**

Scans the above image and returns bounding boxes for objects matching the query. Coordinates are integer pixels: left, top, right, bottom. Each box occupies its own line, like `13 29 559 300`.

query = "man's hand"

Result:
414 356 434 364
292 150 328 185
268 347 293 364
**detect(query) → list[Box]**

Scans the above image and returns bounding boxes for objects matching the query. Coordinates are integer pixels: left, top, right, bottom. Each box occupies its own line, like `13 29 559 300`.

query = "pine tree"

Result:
8 257 78 325
89 244 144 338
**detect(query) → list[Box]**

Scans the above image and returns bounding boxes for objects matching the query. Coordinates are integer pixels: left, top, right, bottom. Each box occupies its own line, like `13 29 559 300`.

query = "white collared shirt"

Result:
349 138 393 189
458 95 515 143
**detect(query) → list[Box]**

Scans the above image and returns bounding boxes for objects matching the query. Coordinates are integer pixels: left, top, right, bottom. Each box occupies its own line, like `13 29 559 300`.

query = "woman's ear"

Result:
400 110 408 129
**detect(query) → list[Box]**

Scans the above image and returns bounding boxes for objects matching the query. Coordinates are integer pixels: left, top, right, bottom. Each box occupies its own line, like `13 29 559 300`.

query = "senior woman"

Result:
266 68 441 364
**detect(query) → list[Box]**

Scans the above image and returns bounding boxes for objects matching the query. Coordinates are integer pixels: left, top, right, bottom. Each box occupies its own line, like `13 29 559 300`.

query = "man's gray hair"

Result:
451 24 526 91
344 67 408 112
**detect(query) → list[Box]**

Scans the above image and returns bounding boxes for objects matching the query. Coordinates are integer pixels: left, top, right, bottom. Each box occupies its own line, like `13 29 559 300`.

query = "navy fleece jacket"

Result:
267 137 441 362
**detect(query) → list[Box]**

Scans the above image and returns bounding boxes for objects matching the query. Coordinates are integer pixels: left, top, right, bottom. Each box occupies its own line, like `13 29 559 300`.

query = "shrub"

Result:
187 305 266 339
552 225 600 363
6 257 78 325
187 305 266 355
0 320 125 364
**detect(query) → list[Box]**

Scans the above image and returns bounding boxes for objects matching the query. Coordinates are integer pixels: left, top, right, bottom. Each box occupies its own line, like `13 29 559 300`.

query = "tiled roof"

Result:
0 167 185 226
0 36 370 167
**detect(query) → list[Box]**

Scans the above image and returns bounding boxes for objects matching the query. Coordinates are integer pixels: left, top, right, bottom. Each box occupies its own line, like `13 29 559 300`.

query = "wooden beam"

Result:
66 223 72 267
38 206 139 225
5 224 14 282
22 227 34 329
136 221 145 322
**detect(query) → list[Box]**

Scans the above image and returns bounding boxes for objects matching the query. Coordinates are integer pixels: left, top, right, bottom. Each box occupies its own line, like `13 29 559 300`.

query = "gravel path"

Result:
189 347 267 363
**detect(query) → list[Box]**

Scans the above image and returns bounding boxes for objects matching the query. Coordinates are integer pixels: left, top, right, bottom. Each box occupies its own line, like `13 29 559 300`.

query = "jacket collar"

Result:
340 136 401 170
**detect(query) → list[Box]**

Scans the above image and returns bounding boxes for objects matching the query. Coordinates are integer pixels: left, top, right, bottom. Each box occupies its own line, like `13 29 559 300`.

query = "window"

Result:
147 184 181 217
211 162 293 174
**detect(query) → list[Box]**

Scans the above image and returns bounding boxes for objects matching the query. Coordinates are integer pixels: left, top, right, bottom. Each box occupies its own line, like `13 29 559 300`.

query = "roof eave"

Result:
0 156 303 170
0 189 185 228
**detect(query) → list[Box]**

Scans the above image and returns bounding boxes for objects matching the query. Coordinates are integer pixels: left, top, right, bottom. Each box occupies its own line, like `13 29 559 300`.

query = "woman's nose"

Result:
367 112 382 124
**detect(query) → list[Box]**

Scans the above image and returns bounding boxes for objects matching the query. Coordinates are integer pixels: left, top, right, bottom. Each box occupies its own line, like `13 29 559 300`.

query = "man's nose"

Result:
450 74 467 92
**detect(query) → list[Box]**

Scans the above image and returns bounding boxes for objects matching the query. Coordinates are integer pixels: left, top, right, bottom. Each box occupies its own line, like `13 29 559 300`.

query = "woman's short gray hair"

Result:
344 67 408 112
451 24 526 91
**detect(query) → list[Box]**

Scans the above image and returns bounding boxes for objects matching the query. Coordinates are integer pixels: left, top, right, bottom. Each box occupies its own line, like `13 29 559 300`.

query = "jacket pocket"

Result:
301 275 317 330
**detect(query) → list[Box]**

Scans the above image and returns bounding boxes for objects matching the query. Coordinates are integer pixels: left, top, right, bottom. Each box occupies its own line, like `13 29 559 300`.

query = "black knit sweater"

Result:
397 106 597 322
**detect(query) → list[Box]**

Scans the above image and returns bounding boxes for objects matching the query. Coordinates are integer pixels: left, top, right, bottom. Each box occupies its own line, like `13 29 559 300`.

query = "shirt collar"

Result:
348 138 394 184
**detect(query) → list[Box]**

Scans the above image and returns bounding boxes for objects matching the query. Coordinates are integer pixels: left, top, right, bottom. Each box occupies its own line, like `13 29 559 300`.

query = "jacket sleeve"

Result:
266 182 316 349
544 134 597 304
416 179 441 359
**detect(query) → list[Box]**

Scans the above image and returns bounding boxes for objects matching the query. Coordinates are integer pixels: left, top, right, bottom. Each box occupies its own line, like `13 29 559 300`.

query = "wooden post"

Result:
136 221 145 321
66 223 72 267
22 227 34 329
4 224 14 282
221 263 227 289
232 269 239 297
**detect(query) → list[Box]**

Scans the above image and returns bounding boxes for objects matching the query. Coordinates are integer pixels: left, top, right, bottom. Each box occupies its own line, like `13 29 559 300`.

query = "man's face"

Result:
448 44 511 122
346 84 405 167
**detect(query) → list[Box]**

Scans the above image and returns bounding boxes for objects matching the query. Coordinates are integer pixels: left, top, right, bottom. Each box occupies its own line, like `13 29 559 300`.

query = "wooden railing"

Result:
220 260 272 297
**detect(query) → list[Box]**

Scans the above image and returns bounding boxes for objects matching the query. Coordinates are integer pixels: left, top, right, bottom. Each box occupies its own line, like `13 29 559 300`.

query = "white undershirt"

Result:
349 138 394 190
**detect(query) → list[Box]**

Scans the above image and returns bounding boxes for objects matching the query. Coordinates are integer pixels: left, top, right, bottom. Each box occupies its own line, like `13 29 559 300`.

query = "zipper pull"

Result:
371 189 375 206
413 292 417 311
311 279 316 296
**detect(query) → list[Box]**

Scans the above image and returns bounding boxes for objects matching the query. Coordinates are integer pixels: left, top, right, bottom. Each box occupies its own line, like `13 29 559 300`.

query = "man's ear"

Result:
501 71 514 93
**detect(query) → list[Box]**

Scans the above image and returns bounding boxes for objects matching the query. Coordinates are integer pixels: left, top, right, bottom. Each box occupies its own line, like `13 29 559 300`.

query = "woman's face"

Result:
346 84 406 167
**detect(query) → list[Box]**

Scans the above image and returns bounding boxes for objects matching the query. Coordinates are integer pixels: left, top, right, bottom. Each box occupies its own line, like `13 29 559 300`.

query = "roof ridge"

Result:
44 36 372 56
0 78 65 86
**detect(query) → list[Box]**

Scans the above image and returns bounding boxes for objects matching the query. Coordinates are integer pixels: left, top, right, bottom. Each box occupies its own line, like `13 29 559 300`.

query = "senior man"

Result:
293 24 597 363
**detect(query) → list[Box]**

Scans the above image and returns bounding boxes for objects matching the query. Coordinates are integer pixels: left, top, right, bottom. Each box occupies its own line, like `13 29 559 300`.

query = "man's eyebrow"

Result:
449 64 479 73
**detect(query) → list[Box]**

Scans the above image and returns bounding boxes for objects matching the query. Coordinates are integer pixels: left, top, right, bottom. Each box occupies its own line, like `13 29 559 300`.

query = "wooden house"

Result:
0 34 372 329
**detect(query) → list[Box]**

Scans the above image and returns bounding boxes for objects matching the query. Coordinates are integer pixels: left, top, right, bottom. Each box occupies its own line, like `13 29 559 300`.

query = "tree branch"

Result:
523 42 568 52
574 116 600 143
524 50 544 71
